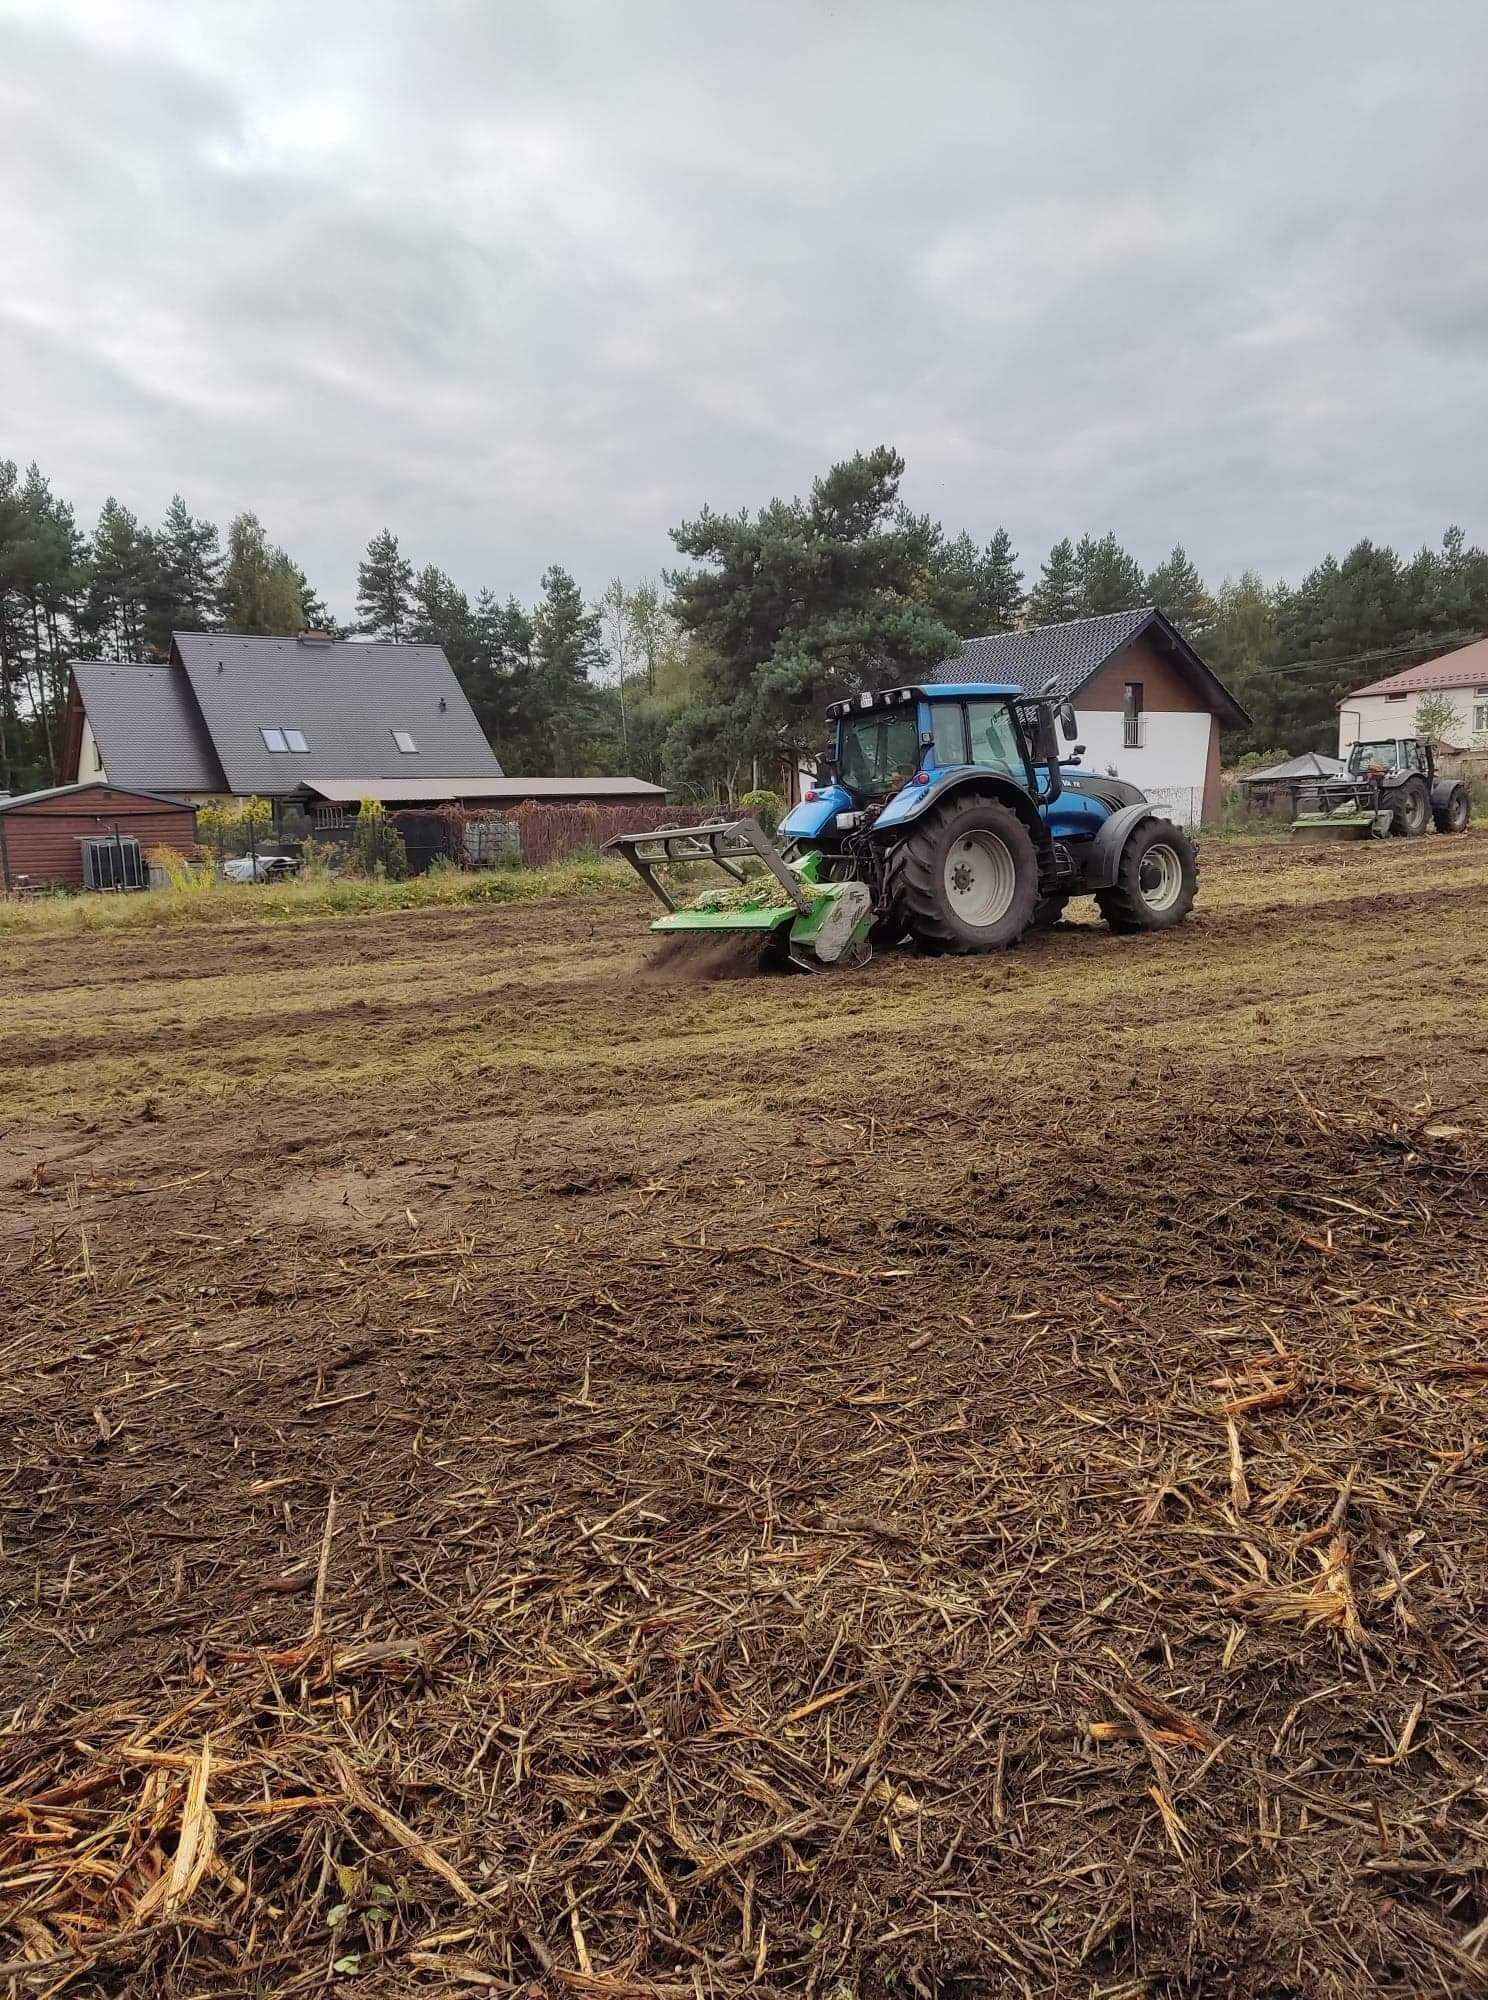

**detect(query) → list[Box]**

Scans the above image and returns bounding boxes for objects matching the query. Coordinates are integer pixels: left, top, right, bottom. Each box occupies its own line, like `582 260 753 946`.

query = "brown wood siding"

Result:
0 788 197 890
1077 637 1214 713
1202 721 1222 823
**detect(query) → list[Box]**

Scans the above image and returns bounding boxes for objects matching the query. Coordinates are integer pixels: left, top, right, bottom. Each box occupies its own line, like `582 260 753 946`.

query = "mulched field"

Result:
2 835 1486 1998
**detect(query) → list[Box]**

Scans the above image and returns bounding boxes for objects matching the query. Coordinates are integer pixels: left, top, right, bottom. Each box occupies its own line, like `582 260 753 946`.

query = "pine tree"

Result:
669 446 957 787
0 461 23 787
1073 532 1147 615
1146 543 1209 628
1026 538 1080 626
467 589 542 770
291 566 336 635
532 564 605 772
982 528 1024 630
356 529 414 643
220 513 304 635
153 495 223 648
83 499 158 661
921 529 1025 637
411 563 473 671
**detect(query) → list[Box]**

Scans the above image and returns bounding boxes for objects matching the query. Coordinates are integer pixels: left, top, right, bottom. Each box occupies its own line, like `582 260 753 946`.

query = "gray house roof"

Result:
929 607 1250 728
169 632 503 795
71 662 226 793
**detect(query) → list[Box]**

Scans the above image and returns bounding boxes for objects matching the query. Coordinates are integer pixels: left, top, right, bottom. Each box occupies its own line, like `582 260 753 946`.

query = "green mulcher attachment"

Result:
1290 781 1392 842
604 818 873 972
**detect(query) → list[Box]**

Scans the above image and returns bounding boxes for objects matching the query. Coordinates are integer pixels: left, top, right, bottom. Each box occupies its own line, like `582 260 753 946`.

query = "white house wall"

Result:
1339 686 1488 754
78 718 105 781
1073 709 1212 825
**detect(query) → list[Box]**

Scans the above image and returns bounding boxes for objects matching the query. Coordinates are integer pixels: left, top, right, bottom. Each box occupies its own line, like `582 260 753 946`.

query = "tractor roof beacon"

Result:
606 682 1202 971
1291 736 1472 842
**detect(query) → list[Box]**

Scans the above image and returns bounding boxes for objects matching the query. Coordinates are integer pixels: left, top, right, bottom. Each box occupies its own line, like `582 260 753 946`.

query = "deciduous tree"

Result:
221 513 305 635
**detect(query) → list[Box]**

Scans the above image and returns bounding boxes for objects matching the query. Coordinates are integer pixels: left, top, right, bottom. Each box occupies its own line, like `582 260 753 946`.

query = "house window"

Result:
261 726 310 752
1386 693 1407 702
1123 681 1144 749
391 730 418 754
260 727 288 751
1474 689 1488 735
284 729 309 753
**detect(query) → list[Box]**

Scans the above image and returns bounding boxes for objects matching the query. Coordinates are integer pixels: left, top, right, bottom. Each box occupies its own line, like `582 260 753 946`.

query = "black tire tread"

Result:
1095 817 1199 933
1389 777 1429 837
1432 786 1471 834
898 796 1039 954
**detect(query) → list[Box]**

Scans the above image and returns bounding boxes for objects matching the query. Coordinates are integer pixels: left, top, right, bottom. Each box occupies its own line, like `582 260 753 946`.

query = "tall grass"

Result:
0 857 645 936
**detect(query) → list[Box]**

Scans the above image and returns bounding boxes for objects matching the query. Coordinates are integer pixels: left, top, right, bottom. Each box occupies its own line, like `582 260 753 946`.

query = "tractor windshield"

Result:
839 709 919 797
1347 741 1398 774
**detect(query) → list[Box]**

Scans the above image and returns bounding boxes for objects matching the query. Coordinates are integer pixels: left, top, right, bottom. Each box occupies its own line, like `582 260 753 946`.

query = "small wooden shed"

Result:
0 782 198 892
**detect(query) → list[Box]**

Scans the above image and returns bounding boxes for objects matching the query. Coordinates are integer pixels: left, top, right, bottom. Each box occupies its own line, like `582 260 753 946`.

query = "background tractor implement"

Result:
1292 737 1471 841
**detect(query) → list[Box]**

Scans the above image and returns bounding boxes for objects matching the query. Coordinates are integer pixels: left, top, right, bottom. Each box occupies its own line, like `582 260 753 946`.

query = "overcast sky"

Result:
4 0 1486 617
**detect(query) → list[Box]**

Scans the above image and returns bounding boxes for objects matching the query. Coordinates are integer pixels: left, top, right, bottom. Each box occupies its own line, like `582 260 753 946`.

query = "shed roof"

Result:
1237 752 1344 784
169 633 503 794
303 776 668 805
929 607 1251 727
0 779 197 816
1350 634 1488 698
71 662 226 792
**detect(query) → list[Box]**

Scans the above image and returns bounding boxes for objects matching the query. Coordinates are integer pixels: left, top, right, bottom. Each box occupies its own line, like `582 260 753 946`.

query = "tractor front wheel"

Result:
1433 785 1471 834
1096 818 1198 933
1390 777 1430 836
898 798 1039 953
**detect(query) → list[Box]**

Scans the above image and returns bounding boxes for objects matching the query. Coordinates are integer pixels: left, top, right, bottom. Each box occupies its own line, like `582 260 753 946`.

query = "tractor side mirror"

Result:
1059 702 1078 742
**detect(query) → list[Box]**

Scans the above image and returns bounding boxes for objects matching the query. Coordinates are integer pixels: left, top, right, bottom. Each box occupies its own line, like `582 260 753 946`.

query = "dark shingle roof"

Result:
929 608 1154 701
72 662 226 793
170 633 503 795
928 606 1250 727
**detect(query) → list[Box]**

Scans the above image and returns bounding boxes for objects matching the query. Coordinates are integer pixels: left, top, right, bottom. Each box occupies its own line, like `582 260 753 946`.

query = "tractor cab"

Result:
1345 738 1432 782
818 683 1071 800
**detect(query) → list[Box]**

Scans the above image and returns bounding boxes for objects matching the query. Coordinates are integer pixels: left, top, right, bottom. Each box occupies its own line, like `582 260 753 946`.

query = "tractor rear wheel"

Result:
898 798 1039 953
1096 818 1198 933
1433 785 1471 834
1390 777 1430 836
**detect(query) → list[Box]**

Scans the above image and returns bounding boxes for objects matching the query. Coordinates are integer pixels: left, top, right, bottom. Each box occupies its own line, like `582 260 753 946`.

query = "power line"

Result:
1222 630 1483 687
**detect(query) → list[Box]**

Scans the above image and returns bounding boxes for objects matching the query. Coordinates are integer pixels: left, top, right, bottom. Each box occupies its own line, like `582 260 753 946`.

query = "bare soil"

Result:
2 834 1487 1997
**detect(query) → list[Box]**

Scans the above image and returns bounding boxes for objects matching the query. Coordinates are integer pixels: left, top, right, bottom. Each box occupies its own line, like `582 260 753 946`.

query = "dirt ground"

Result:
2 834 1487 1998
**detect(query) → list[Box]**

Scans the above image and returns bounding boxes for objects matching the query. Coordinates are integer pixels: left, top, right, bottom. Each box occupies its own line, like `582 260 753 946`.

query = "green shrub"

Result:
351 801 408 881
740 788 785 836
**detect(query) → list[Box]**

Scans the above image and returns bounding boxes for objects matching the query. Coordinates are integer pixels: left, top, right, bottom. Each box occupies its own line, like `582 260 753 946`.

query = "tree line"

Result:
3 447 1486 796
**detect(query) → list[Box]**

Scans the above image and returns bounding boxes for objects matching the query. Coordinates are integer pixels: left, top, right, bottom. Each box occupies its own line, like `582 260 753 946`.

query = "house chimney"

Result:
297 630 335 647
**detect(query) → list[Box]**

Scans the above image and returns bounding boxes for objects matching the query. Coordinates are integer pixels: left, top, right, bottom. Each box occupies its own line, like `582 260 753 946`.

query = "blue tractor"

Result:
608 683 1199 969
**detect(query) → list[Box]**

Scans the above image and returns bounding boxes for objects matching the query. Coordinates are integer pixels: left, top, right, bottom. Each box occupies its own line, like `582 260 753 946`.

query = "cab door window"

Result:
963 699 1025 777
931 704 967 766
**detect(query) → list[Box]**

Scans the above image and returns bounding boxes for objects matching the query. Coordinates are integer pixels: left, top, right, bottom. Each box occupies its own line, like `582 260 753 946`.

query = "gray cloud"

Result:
3 0 1486 615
